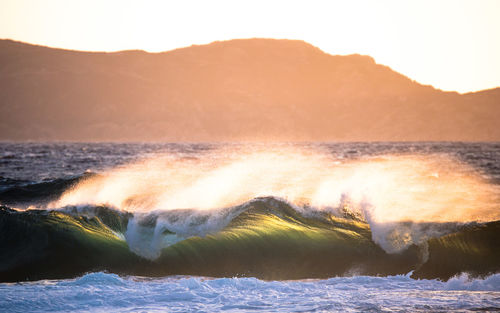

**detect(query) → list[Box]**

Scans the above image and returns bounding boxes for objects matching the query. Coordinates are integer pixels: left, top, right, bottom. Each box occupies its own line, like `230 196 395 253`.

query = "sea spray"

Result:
49 148 500 255
2 142 499 311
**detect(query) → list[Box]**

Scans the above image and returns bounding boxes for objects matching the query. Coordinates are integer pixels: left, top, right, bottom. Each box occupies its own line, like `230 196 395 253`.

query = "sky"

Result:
1 0 499 93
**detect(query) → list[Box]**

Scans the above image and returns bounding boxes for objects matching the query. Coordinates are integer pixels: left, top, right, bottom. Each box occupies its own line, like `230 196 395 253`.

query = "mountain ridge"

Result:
0 38 498 141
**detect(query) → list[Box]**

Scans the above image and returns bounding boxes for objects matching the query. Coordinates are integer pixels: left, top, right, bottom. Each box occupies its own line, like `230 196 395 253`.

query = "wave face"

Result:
1 197 499 282
1 142 500 283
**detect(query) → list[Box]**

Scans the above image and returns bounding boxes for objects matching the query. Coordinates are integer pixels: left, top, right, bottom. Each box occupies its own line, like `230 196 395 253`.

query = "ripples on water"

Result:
1 142 500 182
1 142 499 312
1 272 500 312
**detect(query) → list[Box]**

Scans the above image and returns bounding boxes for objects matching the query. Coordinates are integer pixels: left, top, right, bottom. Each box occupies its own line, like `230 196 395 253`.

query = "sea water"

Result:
1 272 500 312
1 142 499 312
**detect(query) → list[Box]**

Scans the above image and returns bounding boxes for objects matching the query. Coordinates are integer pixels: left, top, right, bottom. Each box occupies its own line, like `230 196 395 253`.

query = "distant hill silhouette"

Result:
0 38 498 141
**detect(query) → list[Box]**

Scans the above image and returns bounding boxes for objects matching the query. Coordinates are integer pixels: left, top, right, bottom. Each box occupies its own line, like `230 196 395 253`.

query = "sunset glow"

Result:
1 0 499 93
52 149 500 224
1 0 500 308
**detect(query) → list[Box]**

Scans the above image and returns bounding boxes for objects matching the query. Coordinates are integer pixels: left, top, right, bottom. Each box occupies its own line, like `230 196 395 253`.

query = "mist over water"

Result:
48 145 500 254
1 142 500 313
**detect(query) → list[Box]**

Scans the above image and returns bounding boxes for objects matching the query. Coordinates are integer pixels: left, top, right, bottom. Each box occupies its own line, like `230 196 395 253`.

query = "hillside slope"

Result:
0 38 498 141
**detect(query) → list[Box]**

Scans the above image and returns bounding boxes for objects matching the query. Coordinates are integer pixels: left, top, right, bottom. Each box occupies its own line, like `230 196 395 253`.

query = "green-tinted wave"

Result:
0 205 148 282
154 198 420 279
1 197 499 282
414 221 500 280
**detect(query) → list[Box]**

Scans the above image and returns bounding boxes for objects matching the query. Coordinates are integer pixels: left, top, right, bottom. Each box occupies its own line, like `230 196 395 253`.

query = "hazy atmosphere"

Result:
1 38 499 141
1 1 500 312
1 0 499 142
1 0 500 93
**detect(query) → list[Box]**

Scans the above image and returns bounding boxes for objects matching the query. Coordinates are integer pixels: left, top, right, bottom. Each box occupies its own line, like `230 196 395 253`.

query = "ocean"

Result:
1 142 499 312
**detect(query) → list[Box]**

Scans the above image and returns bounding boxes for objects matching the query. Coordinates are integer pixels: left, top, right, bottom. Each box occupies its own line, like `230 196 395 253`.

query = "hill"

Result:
0 38 498 141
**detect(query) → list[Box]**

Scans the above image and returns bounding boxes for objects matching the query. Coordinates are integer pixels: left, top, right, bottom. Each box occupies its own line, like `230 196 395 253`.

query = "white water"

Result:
1 272 499 312
124 205 246 259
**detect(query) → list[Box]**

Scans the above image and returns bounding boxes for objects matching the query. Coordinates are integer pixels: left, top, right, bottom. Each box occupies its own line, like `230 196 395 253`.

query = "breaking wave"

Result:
1 149 499 282
1 197 499 282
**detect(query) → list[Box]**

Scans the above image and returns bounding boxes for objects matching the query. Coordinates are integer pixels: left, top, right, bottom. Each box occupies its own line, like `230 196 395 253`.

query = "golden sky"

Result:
1 0 499 93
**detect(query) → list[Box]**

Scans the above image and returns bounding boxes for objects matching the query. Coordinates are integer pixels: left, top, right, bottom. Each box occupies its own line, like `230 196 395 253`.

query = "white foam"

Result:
1 272 499 312
124 206 246 259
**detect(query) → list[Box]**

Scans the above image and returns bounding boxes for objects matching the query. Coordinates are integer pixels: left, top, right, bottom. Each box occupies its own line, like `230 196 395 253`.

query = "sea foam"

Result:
1 272 499 312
